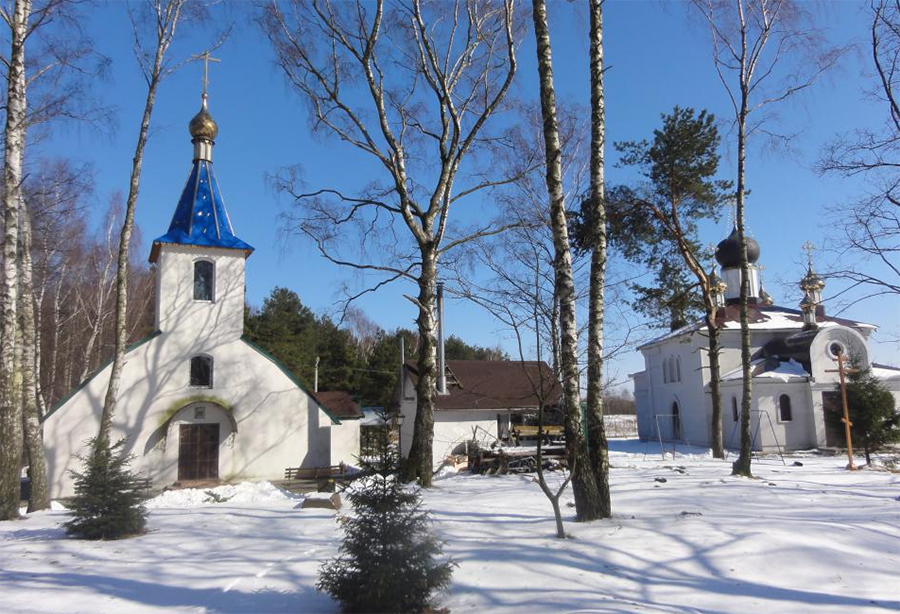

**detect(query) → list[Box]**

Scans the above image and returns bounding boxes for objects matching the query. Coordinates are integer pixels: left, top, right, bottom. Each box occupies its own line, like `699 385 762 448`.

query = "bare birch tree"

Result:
1 0 114 516
817 0 900 303
531 0 602 519
0 0 32 521
690 0 842 476
261 0 521 486
97 0 214 451
584 0 611 518
18 201 48 511
462 260 572 538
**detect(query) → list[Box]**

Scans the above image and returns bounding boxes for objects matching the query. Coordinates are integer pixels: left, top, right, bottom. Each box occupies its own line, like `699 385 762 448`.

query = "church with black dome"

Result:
631 227 900 452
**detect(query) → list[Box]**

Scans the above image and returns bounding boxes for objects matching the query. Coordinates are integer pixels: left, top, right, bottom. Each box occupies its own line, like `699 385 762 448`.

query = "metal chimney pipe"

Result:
399 336 406 398
436 282 447 395
314 355 320 393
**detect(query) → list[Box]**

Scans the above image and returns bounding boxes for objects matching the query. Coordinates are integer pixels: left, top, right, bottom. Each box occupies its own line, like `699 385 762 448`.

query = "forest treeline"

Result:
25 187 507 413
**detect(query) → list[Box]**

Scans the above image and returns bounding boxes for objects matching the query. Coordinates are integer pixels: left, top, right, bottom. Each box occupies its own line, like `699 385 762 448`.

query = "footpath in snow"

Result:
1 440 898 614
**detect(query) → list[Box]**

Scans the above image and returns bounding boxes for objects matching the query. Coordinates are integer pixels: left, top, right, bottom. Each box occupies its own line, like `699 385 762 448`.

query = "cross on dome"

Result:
190 50 220 99
802 241 816 268
187 51 222 149
149 57 254 263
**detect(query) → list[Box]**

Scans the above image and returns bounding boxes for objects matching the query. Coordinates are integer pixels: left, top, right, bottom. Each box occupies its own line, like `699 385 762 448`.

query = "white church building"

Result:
632 228 900 453
43 92 360 498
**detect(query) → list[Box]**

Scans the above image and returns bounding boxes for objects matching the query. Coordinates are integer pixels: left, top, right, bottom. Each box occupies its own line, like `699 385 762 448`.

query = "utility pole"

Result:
826 349 858 471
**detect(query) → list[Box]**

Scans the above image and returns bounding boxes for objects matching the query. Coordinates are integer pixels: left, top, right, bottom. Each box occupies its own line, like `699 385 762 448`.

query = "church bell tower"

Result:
148 63 254 348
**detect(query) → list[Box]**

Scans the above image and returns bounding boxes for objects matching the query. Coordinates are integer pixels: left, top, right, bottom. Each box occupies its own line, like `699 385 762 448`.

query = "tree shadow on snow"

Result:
2 569 335 613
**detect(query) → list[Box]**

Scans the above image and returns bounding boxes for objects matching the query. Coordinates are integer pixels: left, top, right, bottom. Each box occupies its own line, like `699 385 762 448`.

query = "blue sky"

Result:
38 1 900 387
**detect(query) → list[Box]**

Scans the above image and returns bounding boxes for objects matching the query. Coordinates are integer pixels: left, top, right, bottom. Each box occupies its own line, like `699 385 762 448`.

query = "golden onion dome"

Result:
189 96 218 141
799 291 815 311
799 266 824 292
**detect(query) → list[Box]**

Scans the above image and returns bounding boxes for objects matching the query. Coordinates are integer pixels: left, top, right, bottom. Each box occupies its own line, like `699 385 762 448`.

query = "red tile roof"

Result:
314 391 364 419
404 360 561 411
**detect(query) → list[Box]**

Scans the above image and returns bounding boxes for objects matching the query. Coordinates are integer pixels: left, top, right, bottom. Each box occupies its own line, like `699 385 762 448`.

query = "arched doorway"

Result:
154 400 236 483
179 423 220 481
672 401 681 441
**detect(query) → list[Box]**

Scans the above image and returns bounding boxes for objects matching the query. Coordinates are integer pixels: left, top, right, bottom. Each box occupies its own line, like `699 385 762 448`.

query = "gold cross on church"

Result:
802 240 816 267
190 51 220 97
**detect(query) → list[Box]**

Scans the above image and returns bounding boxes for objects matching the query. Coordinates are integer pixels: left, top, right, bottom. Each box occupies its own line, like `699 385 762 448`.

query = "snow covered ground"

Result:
2 440 898 613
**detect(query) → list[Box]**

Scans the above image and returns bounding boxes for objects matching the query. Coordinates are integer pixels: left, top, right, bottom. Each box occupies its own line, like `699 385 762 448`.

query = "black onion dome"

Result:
715 225 760 268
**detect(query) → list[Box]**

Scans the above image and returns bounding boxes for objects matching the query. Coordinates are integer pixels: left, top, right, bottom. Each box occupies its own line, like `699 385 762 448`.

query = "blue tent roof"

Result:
150 159 254 262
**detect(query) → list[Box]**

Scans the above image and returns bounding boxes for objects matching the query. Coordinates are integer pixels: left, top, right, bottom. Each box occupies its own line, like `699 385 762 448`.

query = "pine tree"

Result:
317 435 455 613
64 439 147 540
845 363 899 465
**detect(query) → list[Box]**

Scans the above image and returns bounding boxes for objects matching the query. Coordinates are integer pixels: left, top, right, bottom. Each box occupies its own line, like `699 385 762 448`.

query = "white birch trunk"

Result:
401 247 438 486
0 0 31 521
585 0 611 518
531 0 602 521
97 2 176 451
19 203 49 511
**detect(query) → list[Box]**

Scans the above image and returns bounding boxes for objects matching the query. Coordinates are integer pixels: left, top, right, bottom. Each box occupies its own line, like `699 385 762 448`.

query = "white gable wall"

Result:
637 333 711 446
44 239 358 496
43 336 344 498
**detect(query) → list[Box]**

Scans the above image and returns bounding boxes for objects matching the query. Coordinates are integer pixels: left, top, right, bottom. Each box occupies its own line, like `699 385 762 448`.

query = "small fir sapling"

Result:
64 438 147 540
317 433 455 613
843 360 899 465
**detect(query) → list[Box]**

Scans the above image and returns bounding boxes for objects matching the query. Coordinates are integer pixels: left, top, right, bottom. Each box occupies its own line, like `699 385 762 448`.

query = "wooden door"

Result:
178 423 220 481
822 391 844 448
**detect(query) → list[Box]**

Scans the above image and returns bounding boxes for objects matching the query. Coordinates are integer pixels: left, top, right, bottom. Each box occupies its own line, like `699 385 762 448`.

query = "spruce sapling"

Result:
64 438 147 540
317 432 455 613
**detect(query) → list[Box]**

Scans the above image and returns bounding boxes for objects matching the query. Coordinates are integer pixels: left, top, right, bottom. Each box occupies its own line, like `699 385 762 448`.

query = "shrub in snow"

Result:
317 439 455 613
835 361 899 465
64 439 147 540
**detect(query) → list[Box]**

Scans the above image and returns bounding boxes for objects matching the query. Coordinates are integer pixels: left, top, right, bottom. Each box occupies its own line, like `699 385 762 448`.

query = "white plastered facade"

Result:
632 312 898 452
44 244 359 498
396 374 523 470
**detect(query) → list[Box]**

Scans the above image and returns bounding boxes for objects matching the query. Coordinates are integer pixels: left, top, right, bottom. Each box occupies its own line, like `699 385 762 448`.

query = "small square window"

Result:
194 407 206 420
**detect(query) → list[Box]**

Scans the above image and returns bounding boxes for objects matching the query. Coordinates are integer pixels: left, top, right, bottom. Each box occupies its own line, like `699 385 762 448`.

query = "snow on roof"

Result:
872 363 900 380
361 408 392 426
639 304 874 350
722 357 810 383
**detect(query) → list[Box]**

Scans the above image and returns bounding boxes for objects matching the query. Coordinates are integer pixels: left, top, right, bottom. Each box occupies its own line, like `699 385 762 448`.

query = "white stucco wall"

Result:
43 335 345 497
397 372 521 470
43 243 351 498
634 334 711 446
329 420 361 467
635 320 880 453
433 410 500 467
720 381 815 451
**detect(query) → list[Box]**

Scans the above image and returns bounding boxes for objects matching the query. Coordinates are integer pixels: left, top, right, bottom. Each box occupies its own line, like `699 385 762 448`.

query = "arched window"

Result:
731 397 739 422
193 260 214 301
190 355 213 388
675 357 682 382
778 394 792 422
